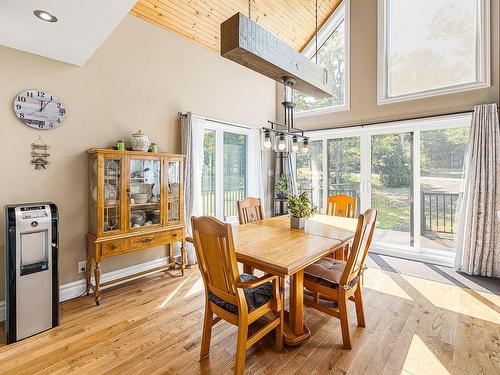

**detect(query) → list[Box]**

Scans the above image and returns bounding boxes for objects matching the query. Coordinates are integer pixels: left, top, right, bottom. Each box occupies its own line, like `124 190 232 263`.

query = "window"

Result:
201 121 253 222
297 140 324 212
379 0 490 103
295 0 349 114
302 114 470 265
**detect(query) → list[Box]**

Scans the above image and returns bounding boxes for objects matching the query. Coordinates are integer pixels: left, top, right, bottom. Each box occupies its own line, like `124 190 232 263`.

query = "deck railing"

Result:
202 187 246 218
421 191 459 235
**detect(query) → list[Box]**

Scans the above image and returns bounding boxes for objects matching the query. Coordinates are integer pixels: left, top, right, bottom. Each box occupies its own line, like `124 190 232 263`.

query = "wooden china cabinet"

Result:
86 148 185 305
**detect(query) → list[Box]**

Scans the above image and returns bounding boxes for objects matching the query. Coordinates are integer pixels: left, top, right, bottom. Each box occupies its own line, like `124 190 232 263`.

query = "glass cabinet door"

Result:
103 158 122 233
129 158 161 229
167 160 181 223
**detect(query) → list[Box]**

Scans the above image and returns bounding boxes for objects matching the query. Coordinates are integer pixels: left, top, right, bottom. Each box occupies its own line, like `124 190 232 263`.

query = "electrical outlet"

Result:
78 261 87 274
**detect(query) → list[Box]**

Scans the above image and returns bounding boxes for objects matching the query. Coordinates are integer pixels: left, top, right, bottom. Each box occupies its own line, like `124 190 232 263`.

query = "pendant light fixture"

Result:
258 0 325 155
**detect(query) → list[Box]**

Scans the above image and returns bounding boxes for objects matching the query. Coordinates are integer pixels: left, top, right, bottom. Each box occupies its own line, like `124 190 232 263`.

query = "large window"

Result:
301 114 470 265
201 121 252 222
295 0 349 114
379 0 490 103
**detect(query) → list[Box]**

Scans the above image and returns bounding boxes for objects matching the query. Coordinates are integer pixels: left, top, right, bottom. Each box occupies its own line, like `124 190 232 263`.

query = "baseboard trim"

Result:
1 256 172 322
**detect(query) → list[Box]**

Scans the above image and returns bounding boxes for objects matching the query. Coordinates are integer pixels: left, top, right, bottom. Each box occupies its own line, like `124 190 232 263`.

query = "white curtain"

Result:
248 128 268 208
455 104 500 278
181 112 204 265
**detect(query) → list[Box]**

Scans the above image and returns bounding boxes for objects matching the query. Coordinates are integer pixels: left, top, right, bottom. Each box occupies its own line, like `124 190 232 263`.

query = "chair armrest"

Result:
236 274 277 289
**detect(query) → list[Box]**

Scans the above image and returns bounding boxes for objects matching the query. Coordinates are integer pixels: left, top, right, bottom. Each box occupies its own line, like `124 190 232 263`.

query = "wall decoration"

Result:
14 89 65 129
31 136 50 170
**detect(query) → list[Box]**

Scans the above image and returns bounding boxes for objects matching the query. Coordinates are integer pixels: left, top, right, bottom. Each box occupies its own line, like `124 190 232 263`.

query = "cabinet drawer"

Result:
101 229 184 258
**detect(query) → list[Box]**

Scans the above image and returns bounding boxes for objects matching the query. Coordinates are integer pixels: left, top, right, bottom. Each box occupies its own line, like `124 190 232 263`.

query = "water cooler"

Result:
4 203 59 344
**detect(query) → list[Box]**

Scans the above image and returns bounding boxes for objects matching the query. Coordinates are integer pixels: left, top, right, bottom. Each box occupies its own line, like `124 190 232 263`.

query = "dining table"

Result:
187 214 357 346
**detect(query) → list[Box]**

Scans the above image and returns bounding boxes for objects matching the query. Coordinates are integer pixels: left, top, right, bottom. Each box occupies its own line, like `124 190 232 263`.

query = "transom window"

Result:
295 0 350 115
379 0 490 103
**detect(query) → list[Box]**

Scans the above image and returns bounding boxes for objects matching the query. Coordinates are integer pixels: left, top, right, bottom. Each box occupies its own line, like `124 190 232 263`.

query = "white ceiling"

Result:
0 0 137 66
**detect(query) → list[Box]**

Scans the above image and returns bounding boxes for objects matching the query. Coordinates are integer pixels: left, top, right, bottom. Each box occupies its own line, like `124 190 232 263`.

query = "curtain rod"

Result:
177 112 254 130
303 109 477 133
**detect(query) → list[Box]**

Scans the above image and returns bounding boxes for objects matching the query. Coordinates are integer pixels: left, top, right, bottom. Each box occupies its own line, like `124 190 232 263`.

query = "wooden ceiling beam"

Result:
221 13 332 98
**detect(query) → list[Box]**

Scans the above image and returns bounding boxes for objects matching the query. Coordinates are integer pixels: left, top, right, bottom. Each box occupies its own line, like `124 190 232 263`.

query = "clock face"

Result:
13 89 65 130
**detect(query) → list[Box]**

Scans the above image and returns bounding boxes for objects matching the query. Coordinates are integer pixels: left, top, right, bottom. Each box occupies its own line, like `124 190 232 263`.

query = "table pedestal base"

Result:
283 311 311 346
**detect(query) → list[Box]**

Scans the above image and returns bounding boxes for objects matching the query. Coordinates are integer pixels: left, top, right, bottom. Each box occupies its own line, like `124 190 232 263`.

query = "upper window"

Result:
379 0 490 103
295 0 350 114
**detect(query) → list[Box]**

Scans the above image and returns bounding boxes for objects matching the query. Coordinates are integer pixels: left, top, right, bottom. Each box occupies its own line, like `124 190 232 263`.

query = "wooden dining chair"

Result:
303 208 377 350
237 197 264 224
191 216 284 375
326 195 357 218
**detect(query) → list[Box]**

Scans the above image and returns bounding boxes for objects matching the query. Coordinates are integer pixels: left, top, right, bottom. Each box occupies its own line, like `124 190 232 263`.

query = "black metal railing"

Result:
421 191 459 235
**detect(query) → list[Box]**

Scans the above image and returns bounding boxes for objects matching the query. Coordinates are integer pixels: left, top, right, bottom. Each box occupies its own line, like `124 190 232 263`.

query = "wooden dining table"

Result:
187 214 357 346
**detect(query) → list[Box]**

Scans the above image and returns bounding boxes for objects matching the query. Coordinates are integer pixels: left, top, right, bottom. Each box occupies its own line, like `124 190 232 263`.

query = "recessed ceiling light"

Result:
33 10 57 23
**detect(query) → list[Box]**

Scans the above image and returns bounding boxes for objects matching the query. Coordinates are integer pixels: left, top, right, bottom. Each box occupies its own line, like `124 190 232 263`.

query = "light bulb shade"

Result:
291 136 299 152
263 130 272 149
302 138 309 153
278 133 286 151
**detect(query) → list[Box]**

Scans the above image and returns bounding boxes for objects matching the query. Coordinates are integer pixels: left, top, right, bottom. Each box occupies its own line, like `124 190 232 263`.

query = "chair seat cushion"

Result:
208 273 273 314
304 258 359 290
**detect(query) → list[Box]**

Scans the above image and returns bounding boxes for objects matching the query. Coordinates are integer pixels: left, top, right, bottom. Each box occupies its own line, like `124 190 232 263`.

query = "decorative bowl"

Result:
131 210 146 225
130 130 151 152
132 193 149 204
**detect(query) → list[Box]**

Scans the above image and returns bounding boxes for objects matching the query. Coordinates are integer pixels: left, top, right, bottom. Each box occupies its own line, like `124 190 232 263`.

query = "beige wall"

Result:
285 0 499 130
0 15 276 300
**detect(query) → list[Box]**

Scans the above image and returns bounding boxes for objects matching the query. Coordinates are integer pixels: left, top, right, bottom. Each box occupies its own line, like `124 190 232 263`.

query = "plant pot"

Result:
277 192 287 199
290 216 305 229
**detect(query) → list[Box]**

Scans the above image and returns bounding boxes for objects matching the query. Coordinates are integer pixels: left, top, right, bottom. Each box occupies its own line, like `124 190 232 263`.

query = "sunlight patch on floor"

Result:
402 335 450 375
159 273 194 308
401 274 500 324
184 277 204 298
364 268 414 301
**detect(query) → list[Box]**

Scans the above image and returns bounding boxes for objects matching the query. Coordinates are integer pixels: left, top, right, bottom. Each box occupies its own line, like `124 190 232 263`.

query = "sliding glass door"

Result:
303 114 470 263
201 121 251 222
371 132 413 246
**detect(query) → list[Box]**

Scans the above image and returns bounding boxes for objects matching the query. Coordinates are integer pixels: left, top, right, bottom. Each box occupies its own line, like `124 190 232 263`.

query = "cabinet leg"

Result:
94 261 101 305
169 243 174 270
85 255 92 296
180 241 186 277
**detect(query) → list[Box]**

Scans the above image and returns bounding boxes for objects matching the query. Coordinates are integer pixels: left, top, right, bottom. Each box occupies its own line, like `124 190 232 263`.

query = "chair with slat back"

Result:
303 208 377 349
326 195 357 218
237 197 264 225
191 216 283 375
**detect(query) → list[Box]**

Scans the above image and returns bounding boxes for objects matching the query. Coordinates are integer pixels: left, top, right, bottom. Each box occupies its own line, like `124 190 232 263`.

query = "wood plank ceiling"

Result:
131 0 342 53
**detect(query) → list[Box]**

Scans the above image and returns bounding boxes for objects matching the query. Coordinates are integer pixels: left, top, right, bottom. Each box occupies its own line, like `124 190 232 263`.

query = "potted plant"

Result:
276 175 289 199
287 192 316 229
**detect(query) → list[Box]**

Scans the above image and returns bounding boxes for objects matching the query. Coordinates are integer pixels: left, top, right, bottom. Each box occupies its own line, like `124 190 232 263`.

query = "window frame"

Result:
303 113 471 267
201 120 252 223
377 0 491 105
295 0 351 117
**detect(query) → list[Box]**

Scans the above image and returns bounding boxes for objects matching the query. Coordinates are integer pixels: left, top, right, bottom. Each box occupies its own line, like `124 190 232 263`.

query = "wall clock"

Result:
13 89 65 129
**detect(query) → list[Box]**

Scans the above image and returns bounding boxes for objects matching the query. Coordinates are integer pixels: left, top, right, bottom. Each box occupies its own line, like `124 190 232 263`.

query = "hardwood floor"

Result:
0 266 498 374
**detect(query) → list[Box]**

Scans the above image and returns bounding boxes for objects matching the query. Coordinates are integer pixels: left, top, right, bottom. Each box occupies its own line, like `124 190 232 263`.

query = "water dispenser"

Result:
4 203 59 344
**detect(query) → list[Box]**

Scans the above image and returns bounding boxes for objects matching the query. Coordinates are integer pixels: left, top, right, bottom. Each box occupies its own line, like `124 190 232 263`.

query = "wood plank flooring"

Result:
0 266 499 374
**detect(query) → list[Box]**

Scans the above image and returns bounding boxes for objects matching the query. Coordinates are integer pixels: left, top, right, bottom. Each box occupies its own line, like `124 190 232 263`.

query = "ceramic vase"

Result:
131 130 151 152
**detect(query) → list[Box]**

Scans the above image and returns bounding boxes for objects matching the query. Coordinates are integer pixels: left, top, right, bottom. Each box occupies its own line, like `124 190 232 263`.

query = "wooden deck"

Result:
0 265 498 374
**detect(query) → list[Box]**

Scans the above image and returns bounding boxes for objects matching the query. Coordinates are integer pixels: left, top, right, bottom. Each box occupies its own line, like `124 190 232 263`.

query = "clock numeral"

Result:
59 109 65 116
56 103 61 108
27 92 34 98
15 104 21 110
38 123 45 129
49 124 54 128
19 113 25 118
56 118 61 123
17 96 26 102
38 91 45 97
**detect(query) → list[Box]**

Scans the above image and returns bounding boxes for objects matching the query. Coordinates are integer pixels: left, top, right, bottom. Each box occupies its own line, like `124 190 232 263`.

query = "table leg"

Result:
284 270 310 346
180 241 186 276
243 264 254 275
